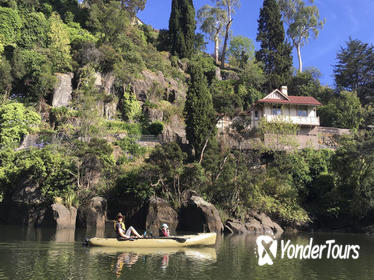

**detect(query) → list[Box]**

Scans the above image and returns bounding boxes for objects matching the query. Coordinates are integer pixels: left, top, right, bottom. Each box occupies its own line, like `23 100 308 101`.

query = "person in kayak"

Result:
160 223 170 237
115 213 143 239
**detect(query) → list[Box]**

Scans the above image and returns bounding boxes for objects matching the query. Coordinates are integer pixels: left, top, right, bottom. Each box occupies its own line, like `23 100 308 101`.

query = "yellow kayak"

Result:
87 233 217 248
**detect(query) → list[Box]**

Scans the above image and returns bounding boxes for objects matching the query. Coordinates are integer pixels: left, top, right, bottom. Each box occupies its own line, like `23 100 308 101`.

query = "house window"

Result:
272 105 282 115
297 106 308 117
254 111 259 120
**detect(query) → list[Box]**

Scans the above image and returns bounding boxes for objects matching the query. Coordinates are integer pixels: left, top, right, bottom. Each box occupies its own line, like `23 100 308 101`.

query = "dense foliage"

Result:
0 102 41 147
0 0 374 231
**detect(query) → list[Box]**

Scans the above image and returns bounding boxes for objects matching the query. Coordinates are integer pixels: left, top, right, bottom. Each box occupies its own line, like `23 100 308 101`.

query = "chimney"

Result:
281 86 288 96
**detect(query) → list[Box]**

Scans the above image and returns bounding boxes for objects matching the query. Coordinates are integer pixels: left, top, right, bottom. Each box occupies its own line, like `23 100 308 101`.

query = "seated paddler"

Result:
160 223 170 237
115 212 143 239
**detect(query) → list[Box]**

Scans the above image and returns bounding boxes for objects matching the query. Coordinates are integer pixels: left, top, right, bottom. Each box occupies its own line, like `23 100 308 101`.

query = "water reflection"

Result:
115 252 139 278
54 227 75 242
84 226 105 239
161 254 169 270
88 246 217 278
88 247 217 260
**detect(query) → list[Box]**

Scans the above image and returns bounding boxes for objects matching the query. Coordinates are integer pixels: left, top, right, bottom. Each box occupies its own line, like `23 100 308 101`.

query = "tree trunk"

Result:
221 3 232 69
297 44 303 73
220 19 232 69
214 34 220 65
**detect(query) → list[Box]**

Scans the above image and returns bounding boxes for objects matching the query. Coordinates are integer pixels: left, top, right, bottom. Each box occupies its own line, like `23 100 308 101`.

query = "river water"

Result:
0 225 373 280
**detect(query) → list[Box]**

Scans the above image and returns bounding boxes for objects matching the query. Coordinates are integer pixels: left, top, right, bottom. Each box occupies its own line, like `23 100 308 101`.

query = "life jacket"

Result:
114 221 126 234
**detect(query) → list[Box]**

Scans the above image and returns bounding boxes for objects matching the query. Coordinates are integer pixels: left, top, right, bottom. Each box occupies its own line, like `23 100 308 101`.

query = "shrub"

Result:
106 120 142 137
116 137 146 163
50 107 77 128
147 121 164 135
158 100 184 122
122 86 141 121
0 102 41 147
66 21 97 46
18 12 49 49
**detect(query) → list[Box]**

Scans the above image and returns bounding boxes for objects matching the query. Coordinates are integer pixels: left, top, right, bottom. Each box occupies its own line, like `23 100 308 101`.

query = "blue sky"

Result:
138 0 374 88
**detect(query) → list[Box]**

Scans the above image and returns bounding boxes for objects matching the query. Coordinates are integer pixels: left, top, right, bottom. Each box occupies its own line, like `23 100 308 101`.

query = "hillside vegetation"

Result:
1 0 374 230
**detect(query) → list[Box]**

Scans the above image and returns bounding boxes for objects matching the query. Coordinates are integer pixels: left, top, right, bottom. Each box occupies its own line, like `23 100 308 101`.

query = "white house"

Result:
249 86 321 129
249 86 322 149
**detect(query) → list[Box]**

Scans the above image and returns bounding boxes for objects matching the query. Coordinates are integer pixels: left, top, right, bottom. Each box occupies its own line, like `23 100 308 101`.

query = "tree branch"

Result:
214 154 230 182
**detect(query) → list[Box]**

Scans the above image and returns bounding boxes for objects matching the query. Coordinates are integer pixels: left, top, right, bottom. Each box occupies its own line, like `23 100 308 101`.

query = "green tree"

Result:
193 32 207 52
318 91 363 129
288 68 333 104
197 4 226 64
211 80 242 116
18 12 49 49
0 102 41 147
88 1 130 45
272 149 332 202
227 35 255 68
47 12 72 71
145 142 187 205
333 38 374 104
254 169 310 225
190 52 217 82
70 137 116 196
120 0 147 15
86 0 146 16
216 0 240 69
256 0 293 91
65 22 97 46
278 0 325 73
184 64 216 161
0 7 22 48
236 60 266 109
169 0 196 59
11 48 56 101
331 133 374 223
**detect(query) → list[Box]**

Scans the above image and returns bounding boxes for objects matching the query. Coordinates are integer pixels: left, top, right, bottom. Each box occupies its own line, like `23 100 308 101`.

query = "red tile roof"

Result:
257 96 322 106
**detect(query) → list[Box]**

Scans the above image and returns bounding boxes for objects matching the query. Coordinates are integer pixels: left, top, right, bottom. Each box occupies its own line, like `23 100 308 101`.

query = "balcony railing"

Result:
264 115 320 126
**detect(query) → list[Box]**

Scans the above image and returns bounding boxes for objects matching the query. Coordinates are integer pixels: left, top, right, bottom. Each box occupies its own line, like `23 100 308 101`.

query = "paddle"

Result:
143 228 188 243
165 237 187 243
142 230 188 243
